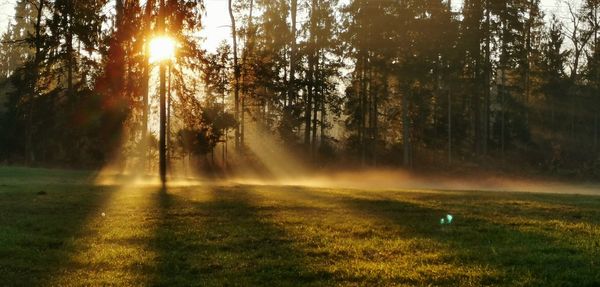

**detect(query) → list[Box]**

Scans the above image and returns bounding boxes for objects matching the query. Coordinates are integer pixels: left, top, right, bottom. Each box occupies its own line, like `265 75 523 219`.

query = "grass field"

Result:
1 167 599 286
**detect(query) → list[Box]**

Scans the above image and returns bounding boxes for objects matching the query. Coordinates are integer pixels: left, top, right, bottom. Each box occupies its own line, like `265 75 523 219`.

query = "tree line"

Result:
1 0 599 177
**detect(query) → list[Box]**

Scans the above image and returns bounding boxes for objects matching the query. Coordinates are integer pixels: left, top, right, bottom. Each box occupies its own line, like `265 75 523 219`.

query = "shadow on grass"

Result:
341 195 600 286
0 183 116 286
4 179 597 286
267 187 600 285
150 186 330 286
404 191 600 226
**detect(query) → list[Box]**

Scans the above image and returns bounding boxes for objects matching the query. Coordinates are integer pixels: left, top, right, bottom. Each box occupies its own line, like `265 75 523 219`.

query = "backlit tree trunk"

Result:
229 0 241 150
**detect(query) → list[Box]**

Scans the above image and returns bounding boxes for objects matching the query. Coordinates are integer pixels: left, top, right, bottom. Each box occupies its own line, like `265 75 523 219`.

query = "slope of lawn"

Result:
0 166 599 286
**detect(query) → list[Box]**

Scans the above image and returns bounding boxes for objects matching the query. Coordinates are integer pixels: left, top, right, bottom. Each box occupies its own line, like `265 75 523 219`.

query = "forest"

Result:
3 1 600 286
1 0 600 178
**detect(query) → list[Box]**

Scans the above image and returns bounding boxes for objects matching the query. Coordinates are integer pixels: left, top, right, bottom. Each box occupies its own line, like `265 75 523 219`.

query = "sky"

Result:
202 0 583 51
0 0 15 33
0 0 232 51
197 0 584 93
201 0 231 51
0 0 585 51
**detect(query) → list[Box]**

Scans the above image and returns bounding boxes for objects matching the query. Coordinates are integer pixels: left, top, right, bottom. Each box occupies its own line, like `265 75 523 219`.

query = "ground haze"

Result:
1 167 599 286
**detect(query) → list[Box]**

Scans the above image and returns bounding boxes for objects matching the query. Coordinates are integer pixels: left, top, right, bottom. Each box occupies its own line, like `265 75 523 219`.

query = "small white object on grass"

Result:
440 214 453 225
101 212 106 217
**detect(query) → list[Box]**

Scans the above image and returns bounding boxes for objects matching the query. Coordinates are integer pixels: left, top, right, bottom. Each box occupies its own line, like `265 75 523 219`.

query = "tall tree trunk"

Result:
288 0 297 108
523 0 534 130
311 1 319 158
240 0 253 145
312 93 318 158
448 90 452 165
373 70 383 166
403 86 411 168
594 114 598 151
483 0 490 155
596 6 600 153
364 59 370 165
26 0 45 164
67 16 74 96
167 63 172 167
357 67 363 165
501 68 506 158
500 7 508 159
158 0 167 186
305 60 314 149
320 51 326 150
228 0 240 150
474 64 481 154
141 0 154 169
368 59 375 165
446 0 453 164
360 54 367 166
473 24 482 156
305 0 316 151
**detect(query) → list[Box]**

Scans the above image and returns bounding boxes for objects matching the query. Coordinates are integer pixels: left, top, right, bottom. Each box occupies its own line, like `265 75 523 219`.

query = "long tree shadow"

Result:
407 190 600 226
341 195 600 286
267 187 600 286
150 185 331 286
0 182 117 286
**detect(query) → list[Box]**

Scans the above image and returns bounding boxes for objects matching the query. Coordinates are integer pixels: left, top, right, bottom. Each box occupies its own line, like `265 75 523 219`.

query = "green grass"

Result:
1 166 599 286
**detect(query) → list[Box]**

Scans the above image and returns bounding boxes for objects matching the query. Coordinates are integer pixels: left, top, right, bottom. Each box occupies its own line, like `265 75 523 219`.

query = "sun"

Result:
149 36 176 63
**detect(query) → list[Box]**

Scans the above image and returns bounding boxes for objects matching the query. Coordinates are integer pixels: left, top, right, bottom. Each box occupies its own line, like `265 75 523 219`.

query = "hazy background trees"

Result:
0 0 599 178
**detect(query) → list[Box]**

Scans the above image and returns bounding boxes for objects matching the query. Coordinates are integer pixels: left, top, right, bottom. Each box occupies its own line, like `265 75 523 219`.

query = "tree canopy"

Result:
0 0 599 177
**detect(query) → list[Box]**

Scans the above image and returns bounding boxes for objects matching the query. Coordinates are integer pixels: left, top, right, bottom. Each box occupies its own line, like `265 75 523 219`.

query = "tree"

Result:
0 0 38 161
229 0 241 150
